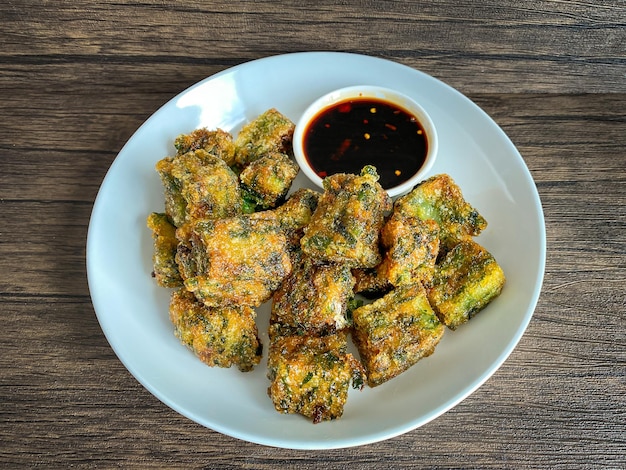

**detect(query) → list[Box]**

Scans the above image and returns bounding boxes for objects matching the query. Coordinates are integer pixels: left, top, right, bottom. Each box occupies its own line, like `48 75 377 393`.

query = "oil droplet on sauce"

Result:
303 98 428 189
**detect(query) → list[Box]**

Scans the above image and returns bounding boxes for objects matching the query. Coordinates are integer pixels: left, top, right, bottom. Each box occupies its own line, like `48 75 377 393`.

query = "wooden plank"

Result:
0 1 624 93
0 295 623 467
0 202 92 295
1 1 625 467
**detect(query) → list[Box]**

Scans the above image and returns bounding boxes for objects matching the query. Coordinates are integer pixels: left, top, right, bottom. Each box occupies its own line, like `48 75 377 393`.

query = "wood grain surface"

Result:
1 1 624 468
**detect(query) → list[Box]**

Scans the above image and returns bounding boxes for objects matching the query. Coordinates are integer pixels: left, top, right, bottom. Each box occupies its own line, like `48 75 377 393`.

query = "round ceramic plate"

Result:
87 52 546 449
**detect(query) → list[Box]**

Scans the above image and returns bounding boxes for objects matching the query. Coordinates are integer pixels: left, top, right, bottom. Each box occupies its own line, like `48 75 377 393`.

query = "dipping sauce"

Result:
302 98 428 189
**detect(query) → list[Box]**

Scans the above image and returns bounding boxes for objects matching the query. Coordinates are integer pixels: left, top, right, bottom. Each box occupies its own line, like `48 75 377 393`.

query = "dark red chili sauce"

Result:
303 98 428 189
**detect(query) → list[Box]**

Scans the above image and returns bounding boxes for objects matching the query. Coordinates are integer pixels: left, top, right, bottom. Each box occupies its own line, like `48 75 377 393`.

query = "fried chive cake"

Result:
155 149 242 227
378 214 440 288
146 212 183 288
351 283 445 387
239 151 299 210
175 212 292 308
394 174 487 253
351 267 392 298
173 127 237 166
234 108 295 166
427 240 506 330
169 289 262 372
301 165 392 268
273 188 320 232
267 330 365 423
271 248 355 336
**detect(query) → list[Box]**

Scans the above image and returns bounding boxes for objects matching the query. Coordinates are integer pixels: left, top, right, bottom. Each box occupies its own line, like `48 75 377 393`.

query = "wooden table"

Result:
2 1 624 468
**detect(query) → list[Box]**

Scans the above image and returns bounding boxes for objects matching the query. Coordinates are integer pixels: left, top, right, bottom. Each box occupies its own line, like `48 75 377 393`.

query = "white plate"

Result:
87 52 546 449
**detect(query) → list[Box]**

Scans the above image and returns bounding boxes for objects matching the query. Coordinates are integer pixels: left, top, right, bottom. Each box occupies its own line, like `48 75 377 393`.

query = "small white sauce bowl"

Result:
292 85 438 198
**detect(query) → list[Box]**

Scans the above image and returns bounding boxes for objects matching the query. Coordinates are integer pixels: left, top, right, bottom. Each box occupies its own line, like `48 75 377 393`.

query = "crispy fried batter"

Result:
239 151 299 210
234 108 295 166
267 331 365 423
149 109 506 421
427 240 506 330
155 157 187 227
176 212 292 307
174 128 236 166
352 284 445 387
378 214 440 287
146 212 183 288
394 174 487 252
351 267 391 298
156 149 242 227
271 249 355 336
273 188 320 232
300 166 392 268
169 289 262 372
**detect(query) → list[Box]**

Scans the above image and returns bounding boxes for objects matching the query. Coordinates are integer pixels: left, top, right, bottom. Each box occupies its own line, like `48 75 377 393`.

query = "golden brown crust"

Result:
156 149 242 227
271 249 355 336
169 289 262 372
176 212 292 307
146 212 183 288
239 151 299 209
352 284 445 387
394 174 487 253
267 331 365 423
427 240 506 330
351 267 392 298
300 166 392 268
234 108 295 166
378 214 440 287
174 128 237 166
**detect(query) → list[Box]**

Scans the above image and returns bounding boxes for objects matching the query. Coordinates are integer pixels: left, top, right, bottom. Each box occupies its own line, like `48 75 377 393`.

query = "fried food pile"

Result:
148 109 298 373
147 108 506 423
